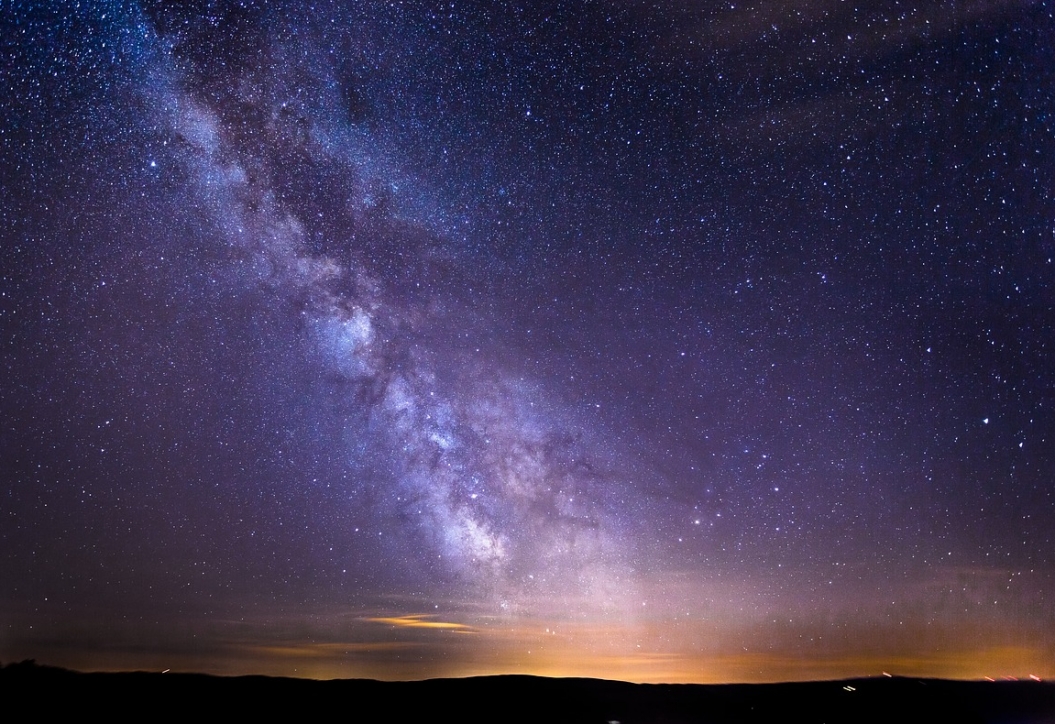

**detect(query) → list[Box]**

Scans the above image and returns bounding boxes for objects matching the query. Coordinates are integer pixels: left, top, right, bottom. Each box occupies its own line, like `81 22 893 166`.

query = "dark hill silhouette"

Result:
2 660 1053 723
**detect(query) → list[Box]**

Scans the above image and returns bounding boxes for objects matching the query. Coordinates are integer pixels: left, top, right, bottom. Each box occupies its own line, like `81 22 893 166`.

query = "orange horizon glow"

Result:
6 607 1052 685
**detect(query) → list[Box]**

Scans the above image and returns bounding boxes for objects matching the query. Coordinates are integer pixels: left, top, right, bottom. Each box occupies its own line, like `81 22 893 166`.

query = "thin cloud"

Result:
365 614 477 632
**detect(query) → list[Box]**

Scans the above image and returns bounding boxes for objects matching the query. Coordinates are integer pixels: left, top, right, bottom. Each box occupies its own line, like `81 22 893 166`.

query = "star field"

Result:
2 0 1054 682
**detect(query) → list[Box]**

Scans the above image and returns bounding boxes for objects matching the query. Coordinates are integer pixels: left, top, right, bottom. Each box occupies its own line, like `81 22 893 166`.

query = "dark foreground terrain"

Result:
2 660 1053 723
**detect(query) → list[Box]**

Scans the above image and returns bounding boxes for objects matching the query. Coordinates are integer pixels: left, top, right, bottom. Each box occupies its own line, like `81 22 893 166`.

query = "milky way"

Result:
3 0 1055 681
149 12 647 610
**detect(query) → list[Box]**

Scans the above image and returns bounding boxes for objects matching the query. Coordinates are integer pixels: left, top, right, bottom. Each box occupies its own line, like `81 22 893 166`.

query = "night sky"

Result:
2 0 1054 683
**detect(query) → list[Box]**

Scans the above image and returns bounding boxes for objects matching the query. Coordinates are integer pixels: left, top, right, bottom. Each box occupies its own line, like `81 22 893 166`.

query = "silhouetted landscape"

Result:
2 660 1053 723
